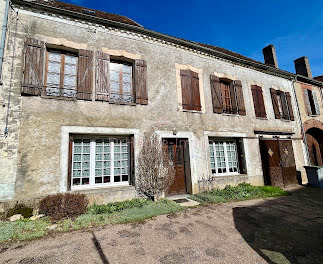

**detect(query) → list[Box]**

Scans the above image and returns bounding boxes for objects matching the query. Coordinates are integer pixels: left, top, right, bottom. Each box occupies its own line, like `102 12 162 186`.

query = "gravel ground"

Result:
0 187 322 264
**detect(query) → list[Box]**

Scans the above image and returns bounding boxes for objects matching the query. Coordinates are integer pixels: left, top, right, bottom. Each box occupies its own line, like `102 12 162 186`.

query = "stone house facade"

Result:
0 0 308 204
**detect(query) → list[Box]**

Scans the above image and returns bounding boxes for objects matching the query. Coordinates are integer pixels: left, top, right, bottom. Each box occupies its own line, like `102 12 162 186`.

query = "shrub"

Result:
39 193 88 221
87 198 149 215
6 204 34 218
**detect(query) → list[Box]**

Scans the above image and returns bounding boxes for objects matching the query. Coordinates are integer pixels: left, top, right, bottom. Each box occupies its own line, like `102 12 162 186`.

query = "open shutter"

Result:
251 85 266 118
312 91 320 115
285 92 295 120
67 134 73 191
129 135 135 186
180 69 192 110
190 71 201 111
77 49 93 101
270 88 281 119
22 38 45 96
280 92 290 120
234 80 245 115
95 51 110 101
135 60 148 105
303 89 312 115
229 81 238 114
210 75 223 114
236 138 247 174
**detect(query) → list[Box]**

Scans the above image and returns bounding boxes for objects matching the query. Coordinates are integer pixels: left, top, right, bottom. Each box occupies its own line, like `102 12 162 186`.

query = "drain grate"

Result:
173 198 190 203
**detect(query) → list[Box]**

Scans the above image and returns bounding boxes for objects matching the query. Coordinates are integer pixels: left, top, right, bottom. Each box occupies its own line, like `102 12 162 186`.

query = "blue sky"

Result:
63 0 323 77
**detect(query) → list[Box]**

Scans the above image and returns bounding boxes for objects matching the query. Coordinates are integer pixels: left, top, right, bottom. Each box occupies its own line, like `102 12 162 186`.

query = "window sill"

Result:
281 119 292 122
108 101 136 106
221 113 243 117
181 109 202 114
212 173 247 178
256 117 268 120
308 114 320 117
41 95 76 101
71 182 131 192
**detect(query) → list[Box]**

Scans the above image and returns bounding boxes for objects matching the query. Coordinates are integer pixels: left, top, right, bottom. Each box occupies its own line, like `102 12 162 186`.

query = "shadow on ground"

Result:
233 187 323 264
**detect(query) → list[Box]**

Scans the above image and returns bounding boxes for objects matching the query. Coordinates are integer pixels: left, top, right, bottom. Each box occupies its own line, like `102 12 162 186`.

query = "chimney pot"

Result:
294 56 312 79
262 44 278 68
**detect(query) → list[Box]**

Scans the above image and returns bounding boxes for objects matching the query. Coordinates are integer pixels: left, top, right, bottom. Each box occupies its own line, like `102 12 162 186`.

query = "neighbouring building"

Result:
0 0 308 206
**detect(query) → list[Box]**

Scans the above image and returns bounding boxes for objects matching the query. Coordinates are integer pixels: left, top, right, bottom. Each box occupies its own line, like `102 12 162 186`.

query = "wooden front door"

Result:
164 139 189 196
260 139 298 188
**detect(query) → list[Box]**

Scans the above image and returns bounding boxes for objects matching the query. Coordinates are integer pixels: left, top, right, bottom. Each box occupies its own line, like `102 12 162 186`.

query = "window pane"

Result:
65 55 77 64
72 139 91 186
110 71 119 81
48 61 61 73
122 65 132 74
110 63 119 71
48 52 61 62
95 139 111 185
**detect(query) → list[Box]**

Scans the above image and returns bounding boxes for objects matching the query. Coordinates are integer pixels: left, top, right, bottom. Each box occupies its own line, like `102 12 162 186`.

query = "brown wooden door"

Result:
164 139 188 196
260 139 297 188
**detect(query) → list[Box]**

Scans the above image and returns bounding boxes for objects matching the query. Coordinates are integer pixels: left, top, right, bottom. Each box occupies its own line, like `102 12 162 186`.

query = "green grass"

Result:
190 183 290 203
0 199 182 245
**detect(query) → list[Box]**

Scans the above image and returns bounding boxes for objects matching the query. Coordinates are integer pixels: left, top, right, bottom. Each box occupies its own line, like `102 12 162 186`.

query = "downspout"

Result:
0 0 10 84
291 77 310 165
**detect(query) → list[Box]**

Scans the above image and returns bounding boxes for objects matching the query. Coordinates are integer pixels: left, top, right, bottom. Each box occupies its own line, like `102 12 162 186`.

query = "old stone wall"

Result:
0 4 306 201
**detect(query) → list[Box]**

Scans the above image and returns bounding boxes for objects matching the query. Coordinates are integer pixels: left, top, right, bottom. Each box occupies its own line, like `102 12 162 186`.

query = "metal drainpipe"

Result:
291 77 311 165
0 0 10 84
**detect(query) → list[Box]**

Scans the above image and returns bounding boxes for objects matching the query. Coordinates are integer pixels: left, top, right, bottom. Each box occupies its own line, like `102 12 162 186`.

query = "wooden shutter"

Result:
22 38 45 96
135 60 148 105
67 134 73 191
251 85 266 118
129 135 135 186
191 71 201 111
234 80 245 115
77 49 93 101
285 92 295 121
280 92 290 120
210 75 223 113
95 51 110 101
236 138 247 174
312 91 320 115
180 69 192 110
270 88 281 119
303 89 312 115
229 81 238 114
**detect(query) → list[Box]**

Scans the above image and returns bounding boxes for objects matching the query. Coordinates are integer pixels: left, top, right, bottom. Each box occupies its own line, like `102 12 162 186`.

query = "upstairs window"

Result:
45 50 78 98
303 89 320 116
180 69 202 111
270 88 294 121
251 85 267 118
210 75 246 115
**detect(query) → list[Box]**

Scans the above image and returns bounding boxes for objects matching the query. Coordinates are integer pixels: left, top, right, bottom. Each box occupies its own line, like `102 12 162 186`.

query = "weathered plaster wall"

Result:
0 6 306 201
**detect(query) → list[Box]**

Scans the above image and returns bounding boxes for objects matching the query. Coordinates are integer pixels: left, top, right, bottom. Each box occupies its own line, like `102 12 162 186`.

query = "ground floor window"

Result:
209 138 245 175
71 136 130 188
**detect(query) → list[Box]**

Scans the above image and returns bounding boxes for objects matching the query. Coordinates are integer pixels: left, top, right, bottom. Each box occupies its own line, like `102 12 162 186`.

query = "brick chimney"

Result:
262 45 278 68
294 56 312 79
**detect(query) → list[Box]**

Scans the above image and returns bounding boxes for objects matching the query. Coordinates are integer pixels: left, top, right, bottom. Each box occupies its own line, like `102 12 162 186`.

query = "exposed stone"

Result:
9 214 23 222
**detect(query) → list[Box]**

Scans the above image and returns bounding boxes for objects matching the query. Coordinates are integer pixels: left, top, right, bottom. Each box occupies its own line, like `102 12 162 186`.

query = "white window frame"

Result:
209 138 240 176
71 136 130 191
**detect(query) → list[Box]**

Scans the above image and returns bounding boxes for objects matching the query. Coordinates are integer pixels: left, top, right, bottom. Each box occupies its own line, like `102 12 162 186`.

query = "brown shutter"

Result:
67 134 73 191
129 135 135 186
95 51 110 101
285 92 295 121
270 88 281 119
22 38 45 96
251 85 266 118
190 71 201 111
135 60 148 105
236 138 247 174
210 75 223 114
229 81 238 114
180 69 192 110
77 49 93 101
280 92 290 120
234 80 246 115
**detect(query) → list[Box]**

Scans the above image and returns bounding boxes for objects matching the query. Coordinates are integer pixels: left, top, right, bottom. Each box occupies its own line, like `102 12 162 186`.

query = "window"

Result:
251 85 266 118
71 137 130 188
45 50 78 98
209 138 246 175
109 61 134 103
210 75 246 115
303 89 320 116
270 88 294 120
180 69 201 111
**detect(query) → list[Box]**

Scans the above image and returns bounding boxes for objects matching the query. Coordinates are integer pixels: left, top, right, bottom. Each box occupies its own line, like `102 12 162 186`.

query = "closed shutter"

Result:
22 38 45 96
229 81 238 114
77 49 93 100
191 71 201 111
67 134 73 191
234 80 245 115
135 60 148 105
270 88 281 119
251 85 266 118
129 135 135 186
95 51 110 101
236 138 247 174
180 69 192 110
285 92 295 120
312 90 320 115
303 89 312 115
210 75 223 114
280 92 290 120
